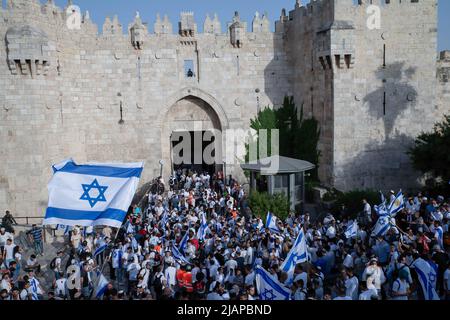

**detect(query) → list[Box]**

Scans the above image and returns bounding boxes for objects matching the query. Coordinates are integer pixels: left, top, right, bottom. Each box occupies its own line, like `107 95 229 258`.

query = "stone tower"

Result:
282 0 444 191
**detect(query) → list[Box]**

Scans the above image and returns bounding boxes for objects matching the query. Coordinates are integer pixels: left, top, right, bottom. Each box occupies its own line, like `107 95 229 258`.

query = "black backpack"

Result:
49 257 57 270
153 273 163 293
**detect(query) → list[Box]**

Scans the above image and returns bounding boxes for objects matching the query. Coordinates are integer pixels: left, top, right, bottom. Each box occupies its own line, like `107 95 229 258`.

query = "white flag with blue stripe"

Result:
94 243 108 257
255 266 291 300
387 191 404 216
172 244 191 265
178 231 189 254
281 227 307 275
412 258 440 300
197 212 209 241
43 159 144 228
345 220 359 239
265 212 280 233
95 272 109 299
371 215 393 237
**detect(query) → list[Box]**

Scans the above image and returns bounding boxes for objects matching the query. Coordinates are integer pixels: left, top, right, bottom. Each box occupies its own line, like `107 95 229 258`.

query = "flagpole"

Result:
89 223 123 300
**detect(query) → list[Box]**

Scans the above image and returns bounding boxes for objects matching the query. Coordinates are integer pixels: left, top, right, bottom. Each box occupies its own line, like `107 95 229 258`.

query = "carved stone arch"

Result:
158 87 229 129
158 87 229 178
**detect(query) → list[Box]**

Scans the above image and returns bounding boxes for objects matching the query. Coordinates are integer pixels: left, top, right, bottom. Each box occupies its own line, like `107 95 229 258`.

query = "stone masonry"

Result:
0 0 449 219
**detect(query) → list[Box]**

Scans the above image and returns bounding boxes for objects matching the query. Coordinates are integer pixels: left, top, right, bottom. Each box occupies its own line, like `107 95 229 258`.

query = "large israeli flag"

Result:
265 212 280 233
412 258 440 300
255 266 291 301
43 159 144 228
281 228 307 275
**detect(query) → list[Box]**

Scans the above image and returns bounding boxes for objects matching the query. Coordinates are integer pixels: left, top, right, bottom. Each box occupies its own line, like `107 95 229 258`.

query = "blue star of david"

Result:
428 272 436 283
80 179 108 208
261 288 276 300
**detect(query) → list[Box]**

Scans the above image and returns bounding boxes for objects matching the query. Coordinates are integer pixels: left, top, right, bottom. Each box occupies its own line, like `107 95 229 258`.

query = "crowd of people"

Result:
0 170 449 301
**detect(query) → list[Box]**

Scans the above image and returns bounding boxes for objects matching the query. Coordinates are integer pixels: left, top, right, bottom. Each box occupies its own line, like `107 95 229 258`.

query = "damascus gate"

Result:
0 0 449 219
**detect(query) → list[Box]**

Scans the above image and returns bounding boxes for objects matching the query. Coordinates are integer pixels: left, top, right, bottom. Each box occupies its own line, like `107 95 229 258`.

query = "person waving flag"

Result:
265 212 280 233
43 158 144 228
281 227 308 275
255 266 291 300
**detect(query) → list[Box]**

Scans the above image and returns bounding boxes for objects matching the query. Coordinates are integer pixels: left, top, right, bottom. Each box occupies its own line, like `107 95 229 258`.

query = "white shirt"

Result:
444 269 450 292
345 276 359 300
391 279 409 300
333 296 352 300
4 243 15 260
359 288 378 300
293 272 308 289
55 278 67 297
0 232 13 246
165 266 177 287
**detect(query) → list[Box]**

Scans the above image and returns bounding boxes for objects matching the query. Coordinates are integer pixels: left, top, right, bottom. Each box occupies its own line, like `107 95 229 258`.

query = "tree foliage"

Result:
246 96 321 181
408 114 450 185
248 190 290 221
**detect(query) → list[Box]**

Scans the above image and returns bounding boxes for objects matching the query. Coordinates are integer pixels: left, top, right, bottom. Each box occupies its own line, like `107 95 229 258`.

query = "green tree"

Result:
245 96 321 181
248 190 290 221
408 114 450 186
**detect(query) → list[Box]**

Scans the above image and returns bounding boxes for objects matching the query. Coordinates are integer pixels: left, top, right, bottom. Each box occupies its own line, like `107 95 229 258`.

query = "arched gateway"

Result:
160 88 229 178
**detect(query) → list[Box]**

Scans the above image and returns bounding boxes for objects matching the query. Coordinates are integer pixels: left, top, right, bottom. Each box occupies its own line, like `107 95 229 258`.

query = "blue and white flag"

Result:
172 244 191 265
374 192 388 216
412 258 440 300
94 272 109 299
178 231 189 254
197 212 209 241
371 215 393 237
345 220 359 239
124 220 135 234
281 228 307 275
43 159 144 228
265 212 280 233
94 243 107 257
56 224 71 235
255 266 291 301
387 191 404 216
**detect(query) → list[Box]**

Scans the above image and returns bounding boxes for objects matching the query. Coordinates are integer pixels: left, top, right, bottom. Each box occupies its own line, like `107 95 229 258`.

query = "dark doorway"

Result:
171 130 217 175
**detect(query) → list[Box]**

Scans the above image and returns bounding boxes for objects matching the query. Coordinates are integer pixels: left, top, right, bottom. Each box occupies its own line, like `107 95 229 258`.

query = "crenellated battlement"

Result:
1 0 274 38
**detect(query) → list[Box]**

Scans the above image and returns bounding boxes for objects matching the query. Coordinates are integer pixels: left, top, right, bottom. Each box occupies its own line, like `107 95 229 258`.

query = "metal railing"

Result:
10 216 45 226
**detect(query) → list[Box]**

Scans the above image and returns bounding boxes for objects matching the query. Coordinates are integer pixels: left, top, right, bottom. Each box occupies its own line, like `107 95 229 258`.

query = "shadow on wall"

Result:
337 134 421 191
364 62 417 137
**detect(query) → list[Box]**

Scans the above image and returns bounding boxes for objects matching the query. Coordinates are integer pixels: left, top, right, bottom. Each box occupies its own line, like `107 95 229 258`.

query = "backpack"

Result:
153 273 163 293
49 257 57 270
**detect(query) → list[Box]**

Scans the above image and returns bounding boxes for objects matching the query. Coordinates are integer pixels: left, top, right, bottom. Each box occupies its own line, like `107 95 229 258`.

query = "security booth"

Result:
241 155 315 211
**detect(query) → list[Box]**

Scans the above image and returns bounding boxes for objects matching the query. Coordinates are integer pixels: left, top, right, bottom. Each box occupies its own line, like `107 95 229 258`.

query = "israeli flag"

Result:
57 224 71 235
345 220 359 239
197 212 209 241
94 243 107 257
265 212 280 233
94 273 109 299
43 159 144 228
388 191 404 216
178 231 189 254
255 266 291 301
371 215 393 237
281 228 307 275
374 192 388 216
172 244 191 265
412 258 440 300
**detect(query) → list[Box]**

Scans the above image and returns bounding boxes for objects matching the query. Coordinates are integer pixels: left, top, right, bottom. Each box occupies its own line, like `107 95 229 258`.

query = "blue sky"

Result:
7 0 449 51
